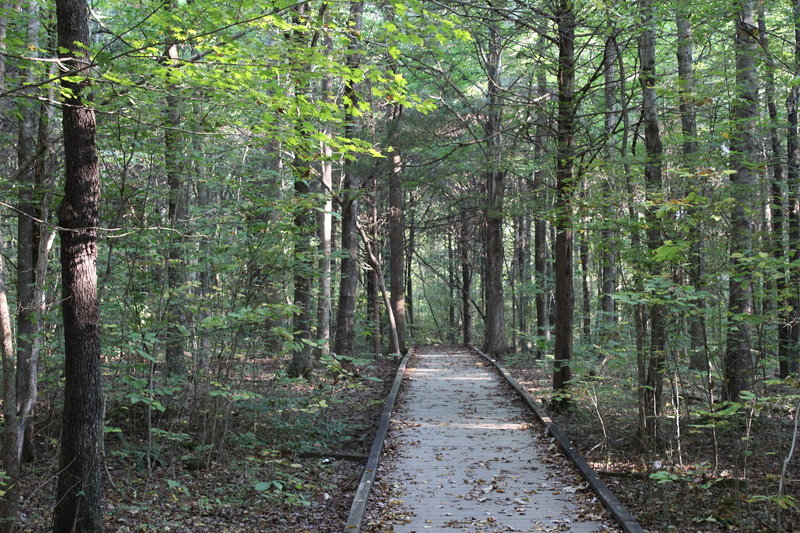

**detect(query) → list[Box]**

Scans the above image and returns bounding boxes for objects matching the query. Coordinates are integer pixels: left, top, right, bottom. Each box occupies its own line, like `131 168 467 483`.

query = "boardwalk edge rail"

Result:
345 348 413 531
473 347 645 533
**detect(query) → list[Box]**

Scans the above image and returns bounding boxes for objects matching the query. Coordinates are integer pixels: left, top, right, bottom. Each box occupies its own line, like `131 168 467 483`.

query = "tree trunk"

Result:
599 32 618 331
579 231 591 342
639 0 666 444
460 213 473 345
1 230 20 533
533 67 548 358
53 0 104 530
759 10 792 379
333 0 364 357
552 0 576 404
287 167 315 378
784 0 800 377
388 151 406 353
163 31 187 378
724 0 758 401
15 0 42 466
287 3 317 377
357 223 400 354
676 7 706 372
482 20 506 357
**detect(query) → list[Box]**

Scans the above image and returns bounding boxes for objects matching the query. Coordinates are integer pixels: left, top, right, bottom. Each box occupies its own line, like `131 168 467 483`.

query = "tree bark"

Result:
579 231 591 342
333 0 364 357
482 18 506 357
759 10 792 379
460 213 473 345
552 0 576 404
1 229 19 533
533 65 548 358
676 7 706 372
317 110 333 359
600 32 618 331
723 0 758 401
163 24 188 377
388 151 406 354
53 0 104 530
15 0 42 466
638 0 666 444
287 167 315 378
784 0 800 377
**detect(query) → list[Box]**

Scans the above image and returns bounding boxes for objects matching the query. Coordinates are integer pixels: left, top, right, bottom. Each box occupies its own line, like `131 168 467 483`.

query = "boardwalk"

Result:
364 346 619 532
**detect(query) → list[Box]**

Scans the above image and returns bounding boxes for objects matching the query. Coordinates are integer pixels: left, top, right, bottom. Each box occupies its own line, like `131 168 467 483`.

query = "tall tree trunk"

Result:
482 19 506 357
53 0 104 530
759 10 792 378
163 29 187 377
1 231 19 533
316 18 334 360
15 0 42 466
676 7 706 371
317 122 333 359
784 0 800 377
333 0 364 357
639 0 666 444
533 66 548 358
600 32 617 332
723 0 758 401
552 0 576 404
406 209 415 332
287 2 316 377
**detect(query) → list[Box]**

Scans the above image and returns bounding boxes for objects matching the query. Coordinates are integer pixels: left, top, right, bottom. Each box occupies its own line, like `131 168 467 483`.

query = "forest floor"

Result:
503 354 800 533
11 347 800 532
11 352 401 532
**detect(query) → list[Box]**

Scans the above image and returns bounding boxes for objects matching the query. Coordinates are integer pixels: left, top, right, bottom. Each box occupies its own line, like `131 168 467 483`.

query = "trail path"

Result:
365 346 618 532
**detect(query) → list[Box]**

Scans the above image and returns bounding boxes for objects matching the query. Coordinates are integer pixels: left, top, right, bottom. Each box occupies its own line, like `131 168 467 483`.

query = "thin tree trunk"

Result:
15 0 42 466
406 209 415 332
53 0 104 529
533 65 548 358
482 19 506 357
163 27 188 377
676 7 706 372
388 150 406 353
639 0 666 444
317 121 333 359
1 229 20 533
357 223 400 354
600 32 617 331
460 213 473 345
760 10 791 378
784 0 800 377
287 166 315 378
552 0 576 404
724 0 758 401
579 231 591 342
